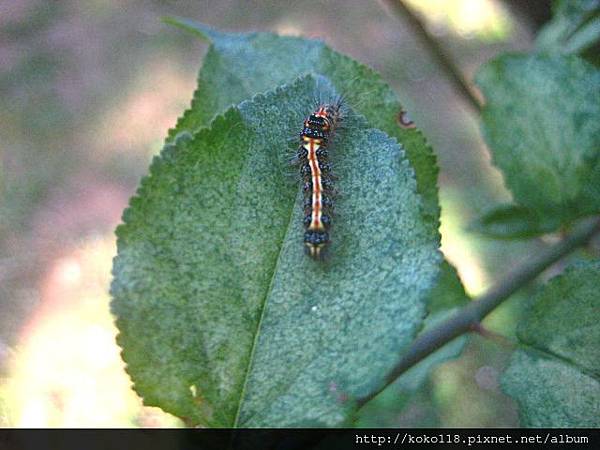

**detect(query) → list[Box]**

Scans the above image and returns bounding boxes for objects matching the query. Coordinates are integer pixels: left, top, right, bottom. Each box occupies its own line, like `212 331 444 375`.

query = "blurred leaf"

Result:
470 203 560 239
536 0 600 56
356 261 469 427
476 53 600 226
111 76 441 427
502 260 600 427
164 17 440 226
425 260 470 314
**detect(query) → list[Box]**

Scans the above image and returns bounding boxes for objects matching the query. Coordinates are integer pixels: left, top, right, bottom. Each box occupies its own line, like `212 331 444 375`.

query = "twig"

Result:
357 216 600 408
378 0 482 113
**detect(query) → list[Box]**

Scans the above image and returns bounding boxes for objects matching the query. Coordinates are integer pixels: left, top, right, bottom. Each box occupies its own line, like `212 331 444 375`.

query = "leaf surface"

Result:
476 53 600 227
502 261 600 427
470 203 559 239
536 0 600 57
356 261 469 427
165 18 440 225
111 76 441 427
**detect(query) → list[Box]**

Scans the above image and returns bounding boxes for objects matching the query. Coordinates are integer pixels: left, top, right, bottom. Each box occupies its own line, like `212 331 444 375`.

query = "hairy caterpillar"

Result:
297 101 343 259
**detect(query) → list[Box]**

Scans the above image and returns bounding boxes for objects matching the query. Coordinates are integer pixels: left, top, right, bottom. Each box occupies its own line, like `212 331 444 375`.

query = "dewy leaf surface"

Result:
165 18 439 225
111 76 441 427
502 261 600 427
476 53 600 226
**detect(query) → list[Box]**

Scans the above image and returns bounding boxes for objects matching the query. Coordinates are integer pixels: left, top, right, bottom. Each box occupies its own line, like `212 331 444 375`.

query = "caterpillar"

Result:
297 102 342 259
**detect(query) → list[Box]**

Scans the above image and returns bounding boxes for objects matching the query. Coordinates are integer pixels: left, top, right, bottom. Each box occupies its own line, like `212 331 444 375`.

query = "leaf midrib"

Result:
231 191 299 428
519 342 599 382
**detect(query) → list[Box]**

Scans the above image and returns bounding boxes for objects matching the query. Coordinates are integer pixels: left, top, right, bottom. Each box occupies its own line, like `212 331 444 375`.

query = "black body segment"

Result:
296 102 342 259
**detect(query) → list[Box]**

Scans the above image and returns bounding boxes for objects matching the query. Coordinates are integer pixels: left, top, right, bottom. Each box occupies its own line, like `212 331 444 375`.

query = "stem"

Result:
357 216 600 408
378 0 482 113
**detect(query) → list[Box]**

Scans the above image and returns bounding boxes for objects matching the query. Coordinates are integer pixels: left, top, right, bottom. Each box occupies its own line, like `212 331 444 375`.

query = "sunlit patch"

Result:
3 236 181 427
274 21 302 37
55 258 82 285
439 188 487 296
91 59 196 162
405 0 511 41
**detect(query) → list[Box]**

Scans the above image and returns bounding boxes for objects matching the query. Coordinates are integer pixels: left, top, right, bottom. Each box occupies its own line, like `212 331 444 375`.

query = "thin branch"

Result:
357 216 600 408
378 0 482 113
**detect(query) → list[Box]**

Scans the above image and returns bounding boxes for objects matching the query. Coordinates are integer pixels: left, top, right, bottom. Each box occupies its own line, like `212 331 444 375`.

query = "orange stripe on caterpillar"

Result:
297 103 342 259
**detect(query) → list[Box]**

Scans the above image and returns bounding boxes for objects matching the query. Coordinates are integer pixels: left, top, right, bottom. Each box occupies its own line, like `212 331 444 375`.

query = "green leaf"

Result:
356 261 469 427
425 260 470 315
476 53 600 225
111 75 441 427
536 0 600 56
164 18 440 226
502 260 600 427
470 203 560 239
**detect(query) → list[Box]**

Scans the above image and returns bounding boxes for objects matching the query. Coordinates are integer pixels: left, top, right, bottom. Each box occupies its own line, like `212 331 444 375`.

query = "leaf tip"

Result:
162 16 219 43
